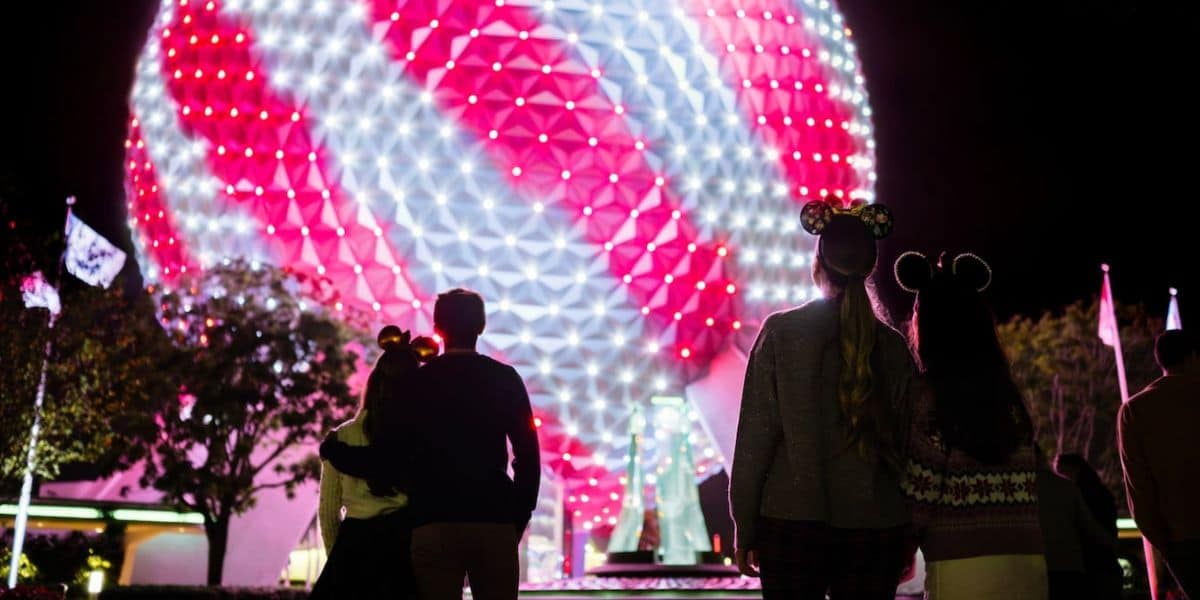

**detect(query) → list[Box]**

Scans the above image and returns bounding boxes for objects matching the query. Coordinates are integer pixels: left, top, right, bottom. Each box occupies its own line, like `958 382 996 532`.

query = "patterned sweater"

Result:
902 385 1044 562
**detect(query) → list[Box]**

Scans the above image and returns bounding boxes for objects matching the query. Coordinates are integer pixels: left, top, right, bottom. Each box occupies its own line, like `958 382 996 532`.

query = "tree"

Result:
997 299 1161 510
1 189 171 489
140 260 359 585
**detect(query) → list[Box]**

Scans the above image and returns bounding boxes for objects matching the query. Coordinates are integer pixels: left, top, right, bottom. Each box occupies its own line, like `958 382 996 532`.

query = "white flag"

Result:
1167 288 1183 331
64 211 127 288
20 271 61 316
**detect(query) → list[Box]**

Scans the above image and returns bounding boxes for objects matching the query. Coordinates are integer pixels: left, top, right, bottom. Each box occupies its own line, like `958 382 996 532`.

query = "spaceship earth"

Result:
124 0 876 528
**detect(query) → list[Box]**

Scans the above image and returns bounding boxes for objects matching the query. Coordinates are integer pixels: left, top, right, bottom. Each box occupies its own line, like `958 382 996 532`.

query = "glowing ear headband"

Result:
894 251 992 293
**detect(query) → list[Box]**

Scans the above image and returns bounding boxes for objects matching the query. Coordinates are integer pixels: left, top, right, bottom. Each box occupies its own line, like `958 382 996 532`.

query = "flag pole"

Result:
1104 265 1160 598
6 198 72 589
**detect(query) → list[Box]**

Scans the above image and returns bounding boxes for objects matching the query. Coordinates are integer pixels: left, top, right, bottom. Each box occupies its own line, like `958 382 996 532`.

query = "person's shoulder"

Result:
458 352 513 371
761 299 837 331
1038 469 1071 489
331 416 362 440
876 321 912 354
1123 376 1174 415
485 355 524 381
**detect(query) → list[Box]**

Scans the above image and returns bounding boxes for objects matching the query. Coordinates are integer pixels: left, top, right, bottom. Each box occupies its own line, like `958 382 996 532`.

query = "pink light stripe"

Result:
125 114 198 283
158 0 425 321
368 0 741 364
688 0 867 200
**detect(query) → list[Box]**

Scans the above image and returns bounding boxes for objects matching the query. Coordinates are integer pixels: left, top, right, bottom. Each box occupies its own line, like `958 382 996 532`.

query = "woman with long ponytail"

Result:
730 198 917 599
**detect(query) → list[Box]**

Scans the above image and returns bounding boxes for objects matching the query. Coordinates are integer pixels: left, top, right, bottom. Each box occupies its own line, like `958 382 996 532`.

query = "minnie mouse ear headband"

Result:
800 196 895 240
410 336 439 362
894 251 992 293
377 325 411 350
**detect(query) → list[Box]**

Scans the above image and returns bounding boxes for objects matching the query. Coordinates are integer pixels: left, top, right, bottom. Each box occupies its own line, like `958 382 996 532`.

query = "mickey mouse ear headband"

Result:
894 252 934 293
894 251 992 293
801 196 895 240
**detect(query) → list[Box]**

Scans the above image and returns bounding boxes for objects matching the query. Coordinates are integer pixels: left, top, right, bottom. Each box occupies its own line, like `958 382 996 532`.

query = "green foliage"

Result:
0 549 39 583
998 299 1161 509
0 529 121 596
139 259 359 583
0 192 173 487
0 283 174 485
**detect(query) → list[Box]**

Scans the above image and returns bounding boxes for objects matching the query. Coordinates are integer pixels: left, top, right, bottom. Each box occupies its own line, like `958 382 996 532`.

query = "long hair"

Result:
910 274 1031 464
813 221 897 467
359 344 418 443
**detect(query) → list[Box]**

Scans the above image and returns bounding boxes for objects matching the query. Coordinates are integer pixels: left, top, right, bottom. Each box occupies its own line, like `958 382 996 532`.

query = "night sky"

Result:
2 1 1195 323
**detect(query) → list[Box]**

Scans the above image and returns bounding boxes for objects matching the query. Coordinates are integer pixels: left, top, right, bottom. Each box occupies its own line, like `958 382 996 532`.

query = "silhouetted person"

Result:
1037 463 1118 600
1054 453 1122 600
312 327 419 599
1120 329 1200 599
323 289 539 600
730 199 915 599
896 252 1047 599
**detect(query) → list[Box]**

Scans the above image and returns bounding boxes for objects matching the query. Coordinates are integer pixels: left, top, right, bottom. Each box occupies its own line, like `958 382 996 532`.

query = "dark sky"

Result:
2 1 1195 322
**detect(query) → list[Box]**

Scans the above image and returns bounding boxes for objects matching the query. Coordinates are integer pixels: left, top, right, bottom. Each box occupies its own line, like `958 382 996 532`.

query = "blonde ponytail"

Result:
837 277 880 459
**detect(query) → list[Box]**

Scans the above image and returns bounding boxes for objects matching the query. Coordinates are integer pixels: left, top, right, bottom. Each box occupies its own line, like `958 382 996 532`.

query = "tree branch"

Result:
250 441 293 475
249 477 298 494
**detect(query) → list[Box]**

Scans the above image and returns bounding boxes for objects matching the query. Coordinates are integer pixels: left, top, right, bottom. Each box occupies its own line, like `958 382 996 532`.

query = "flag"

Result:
1167 288 1183 331
1099 265 1131 403
1099 265 1119 346
64 210 127 288
20 271 61 316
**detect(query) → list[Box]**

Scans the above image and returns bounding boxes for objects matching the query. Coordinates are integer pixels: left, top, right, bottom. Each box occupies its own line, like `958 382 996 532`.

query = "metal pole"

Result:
1104 265 1159 599
6 331 54 589
7 198 73 589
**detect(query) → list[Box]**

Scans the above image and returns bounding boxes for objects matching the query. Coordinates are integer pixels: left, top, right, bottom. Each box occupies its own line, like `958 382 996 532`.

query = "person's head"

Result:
899 253 998 370
361 326 420 441
433 288 486 349
1154 329 1199 376
811 215 878 298
802 198 896 465
896 252 1031 464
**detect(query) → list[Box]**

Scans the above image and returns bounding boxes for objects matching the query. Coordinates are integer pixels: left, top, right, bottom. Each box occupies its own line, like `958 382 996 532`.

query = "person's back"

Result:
405 288 539 600
312 331 416 600
895 251 1047 600
1053 454 1122 600
1037 469 1115 599
1120 329 1200 598
730 198 915 599
324 413 409 524
905 384 1043 563
405 352 538 527
1121 375 1200 544
738 299 912 529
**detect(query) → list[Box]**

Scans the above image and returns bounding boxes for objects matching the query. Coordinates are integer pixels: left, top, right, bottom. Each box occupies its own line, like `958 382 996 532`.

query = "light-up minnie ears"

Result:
800 196 895 239
894 251 993 293
377 325 411 350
